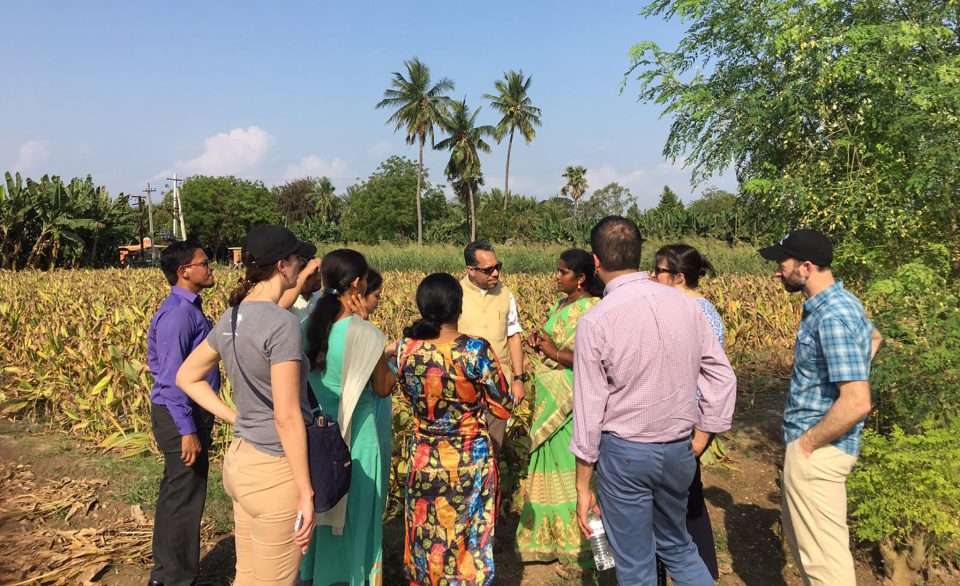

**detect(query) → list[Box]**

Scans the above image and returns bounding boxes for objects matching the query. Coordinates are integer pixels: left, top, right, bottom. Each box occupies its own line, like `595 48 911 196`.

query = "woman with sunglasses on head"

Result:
652 243 724 583
177 225 317 585
299 251 396 586
515 248 604 574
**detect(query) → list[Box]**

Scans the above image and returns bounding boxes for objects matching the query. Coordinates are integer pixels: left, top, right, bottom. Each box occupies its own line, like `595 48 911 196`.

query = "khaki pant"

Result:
781 440 859 586
222 438 303 586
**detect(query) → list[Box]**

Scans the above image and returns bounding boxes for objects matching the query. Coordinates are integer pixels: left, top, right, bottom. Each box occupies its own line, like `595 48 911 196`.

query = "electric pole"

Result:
143 183 157 259
167 174 186 240
131 194 146 262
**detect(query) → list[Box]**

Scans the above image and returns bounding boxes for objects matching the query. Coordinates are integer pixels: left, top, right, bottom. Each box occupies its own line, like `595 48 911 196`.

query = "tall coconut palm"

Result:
561 165 588 219
376 57 454 245
483 70 542 210
435 99 495 241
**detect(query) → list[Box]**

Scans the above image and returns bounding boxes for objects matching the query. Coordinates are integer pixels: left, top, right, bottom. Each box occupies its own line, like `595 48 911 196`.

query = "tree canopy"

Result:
341 156 446 244
180 175 278 256
627 0 960 277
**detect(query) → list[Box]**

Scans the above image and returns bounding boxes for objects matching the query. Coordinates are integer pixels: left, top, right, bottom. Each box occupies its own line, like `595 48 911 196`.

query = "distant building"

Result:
119 237 166 265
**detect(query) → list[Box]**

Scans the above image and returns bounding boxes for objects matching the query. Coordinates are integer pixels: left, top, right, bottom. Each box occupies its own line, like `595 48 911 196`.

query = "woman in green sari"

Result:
516 248 604 570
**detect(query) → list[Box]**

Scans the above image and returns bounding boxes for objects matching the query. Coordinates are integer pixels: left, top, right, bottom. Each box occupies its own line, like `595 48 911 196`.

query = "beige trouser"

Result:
781 440 859 586
222 438 303 586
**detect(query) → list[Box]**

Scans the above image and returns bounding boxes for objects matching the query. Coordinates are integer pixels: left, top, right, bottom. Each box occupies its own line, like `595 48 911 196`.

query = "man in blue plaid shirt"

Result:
760 229 882 586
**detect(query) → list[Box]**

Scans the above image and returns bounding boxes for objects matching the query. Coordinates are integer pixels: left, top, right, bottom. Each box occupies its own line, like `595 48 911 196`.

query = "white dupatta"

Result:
315 315 387 534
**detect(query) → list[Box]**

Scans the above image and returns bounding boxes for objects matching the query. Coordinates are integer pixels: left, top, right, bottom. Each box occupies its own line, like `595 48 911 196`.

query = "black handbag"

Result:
230 305 351 513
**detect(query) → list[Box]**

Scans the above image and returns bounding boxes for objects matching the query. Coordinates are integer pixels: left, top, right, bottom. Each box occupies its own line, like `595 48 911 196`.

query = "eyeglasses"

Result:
470 262 503 275
653 266 677 276
181 260 213 269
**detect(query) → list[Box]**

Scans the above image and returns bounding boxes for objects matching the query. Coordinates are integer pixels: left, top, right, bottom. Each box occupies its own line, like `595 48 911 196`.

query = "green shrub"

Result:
866 262 960 432
848 420 960 568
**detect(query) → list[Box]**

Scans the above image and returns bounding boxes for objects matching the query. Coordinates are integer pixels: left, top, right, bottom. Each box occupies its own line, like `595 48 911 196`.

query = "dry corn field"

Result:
0 268 801 459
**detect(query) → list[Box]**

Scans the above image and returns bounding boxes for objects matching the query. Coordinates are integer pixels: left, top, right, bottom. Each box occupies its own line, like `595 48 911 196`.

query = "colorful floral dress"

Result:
515 296 598 567
397 335 514 586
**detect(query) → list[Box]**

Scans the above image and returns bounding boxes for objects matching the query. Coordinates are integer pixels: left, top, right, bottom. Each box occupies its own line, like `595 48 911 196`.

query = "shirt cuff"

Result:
164 400 198 435
696 415 731 435
569 439 598 464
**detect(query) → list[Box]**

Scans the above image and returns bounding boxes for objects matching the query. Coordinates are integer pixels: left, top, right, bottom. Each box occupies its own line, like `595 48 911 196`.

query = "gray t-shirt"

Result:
208 301 312 457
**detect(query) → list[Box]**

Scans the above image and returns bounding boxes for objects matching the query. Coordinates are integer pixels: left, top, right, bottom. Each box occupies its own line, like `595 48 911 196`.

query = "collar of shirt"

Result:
461 275 499 297
171 285 202 307
802 280 844 315
602 271 649 296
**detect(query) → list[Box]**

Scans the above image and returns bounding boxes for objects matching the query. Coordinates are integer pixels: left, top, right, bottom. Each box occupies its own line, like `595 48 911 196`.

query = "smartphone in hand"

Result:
294 510 304 532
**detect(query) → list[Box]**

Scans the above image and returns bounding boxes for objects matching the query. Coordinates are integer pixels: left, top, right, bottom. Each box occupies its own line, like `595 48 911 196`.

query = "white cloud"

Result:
280 155 352 182
14 140 51 173
586 164 648 192
175 126 274 176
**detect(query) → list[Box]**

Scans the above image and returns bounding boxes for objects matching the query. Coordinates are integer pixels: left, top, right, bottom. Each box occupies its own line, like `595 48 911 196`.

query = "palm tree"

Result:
483 70 542 210
435 99 495 241
312 177 340 223
561 165 589 219
376 57 454 245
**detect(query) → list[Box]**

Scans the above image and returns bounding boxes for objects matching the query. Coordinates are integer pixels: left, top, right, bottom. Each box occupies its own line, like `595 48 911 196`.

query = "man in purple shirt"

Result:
147 240 220 586
571 216 737 586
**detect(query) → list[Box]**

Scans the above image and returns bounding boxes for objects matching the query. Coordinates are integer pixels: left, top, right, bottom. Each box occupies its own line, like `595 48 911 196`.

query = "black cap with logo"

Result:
242 225 317 267
759 229 833 266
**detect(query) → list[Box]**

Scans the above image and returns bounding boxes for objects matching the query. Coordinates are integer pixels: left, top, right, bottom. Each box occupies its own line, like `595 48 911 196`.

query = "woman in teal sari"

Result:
300 251 396 586
516 249 604 570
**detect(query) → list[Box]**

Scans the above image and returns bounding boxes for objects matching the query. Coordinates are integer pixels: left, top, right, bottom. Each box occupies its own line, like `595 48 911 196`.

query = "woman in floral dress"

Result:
396 272 515 586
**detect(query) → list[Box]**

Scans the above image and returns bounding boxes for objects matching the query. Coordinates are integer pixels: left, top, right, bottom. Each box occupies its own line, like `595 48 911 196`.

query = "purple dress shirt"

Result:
148 286 221 435
570 272 737 463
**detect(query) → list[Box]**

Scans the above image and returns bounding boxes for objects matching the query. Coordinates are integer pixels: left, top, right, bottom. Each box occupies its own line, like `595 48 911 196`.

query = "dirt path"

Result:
0 395 887 585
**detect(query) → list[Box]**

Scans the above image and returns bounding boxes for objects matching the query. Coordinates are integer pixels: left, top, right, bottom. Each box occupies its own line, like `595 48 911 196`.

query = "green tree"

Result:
435 98 495 241
581 182 635 222
686 187 745 242
483 70 542 210
312 177 341 222
376 57 454 246
626 0 960 277
342 156 446 244
272 176 336 225
180 176 279 257
560 165 588 218
0 172 135 269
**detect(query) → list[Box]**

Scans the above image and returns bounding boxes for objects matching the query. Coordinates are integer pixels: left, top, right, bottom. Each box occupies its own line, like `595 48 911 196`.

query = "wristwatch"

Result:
514 373 530 383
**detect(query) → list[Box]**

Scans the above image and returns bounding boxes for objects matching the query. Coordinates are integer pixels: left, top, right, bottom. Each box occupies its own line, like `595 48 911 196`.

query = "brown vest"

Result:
458 276 514 377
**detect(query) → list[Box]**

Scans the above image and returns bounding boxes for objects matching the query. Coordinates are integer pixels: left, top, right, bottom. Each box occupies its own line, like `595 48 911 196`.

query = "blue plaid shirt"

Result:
782 281 874 456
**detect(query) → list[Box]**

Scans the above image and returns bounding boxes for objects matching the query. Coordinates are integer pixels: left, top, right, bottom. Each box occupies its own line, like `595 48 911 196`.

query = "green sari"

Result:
516 296 598 567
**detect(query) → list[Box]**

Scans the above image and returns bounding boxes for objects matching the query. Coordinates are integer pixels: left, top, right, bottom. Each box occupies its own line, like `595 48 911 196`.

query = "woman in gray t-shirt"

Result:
177 225 319 585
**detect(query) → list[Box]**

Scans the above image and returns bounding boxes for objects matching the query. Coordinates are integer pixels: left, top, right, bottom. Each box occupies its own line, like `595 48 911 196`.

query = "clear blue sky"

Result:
1 1 735 208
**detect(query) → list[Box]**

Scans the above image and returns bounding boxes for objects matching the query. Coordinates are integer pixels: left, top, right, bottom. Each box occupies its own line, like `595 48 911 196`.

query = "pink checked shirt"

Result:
570 272 737 463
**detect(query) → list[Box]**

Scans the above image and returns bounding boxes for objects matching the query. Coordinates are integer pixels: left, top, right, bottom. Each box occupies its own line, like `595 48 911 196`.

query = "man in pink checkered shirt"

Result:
571 216 737 585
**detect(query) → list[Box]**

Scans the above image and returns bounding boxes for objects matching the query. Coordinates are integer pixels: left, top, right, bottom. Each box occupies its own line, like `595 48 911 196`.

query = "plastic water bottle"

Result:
588 511 616 571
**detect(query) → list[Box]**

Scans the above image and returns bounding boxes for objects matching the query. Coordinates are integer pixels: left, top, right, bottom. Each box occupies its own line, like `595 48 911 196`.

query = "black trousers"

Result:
150 403 214 586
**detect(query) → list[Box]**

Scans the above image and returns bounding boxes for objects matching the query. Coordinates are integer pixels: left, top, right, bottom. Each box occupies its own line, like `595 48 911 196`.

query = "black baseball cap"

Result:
242 225 317 267
759 229 833 266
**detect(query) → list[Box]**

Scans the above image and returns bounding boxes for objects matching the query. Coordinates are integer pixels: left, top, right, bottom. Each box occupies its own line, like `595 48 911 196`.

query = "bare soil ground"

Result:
0 392 899 585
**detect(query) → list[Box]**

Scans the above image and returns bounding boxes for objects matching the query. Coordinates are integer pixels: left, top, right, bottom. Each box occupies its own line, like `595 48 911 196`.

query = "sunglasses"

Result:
653 266 677 276
470 262 503 276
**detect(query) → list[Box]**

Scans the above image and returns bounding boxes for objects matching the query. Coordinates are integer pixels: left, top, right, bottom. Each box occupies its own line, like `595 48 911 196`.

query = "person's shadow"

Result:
705 486 788 585
199 535 235 585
